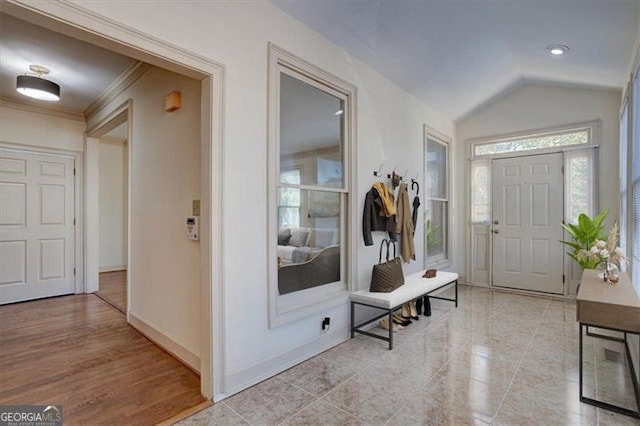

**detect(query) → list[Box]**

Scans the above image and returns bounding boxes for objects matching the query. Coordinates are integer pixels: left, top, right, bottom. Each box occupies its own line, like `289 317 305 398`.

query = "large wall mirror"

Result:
268 44 356 327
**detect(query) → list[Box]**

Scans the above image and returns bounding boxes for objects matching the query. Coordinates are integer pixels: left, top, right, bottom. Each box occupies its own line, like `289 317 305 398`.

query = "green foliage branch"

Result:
560 210 608 270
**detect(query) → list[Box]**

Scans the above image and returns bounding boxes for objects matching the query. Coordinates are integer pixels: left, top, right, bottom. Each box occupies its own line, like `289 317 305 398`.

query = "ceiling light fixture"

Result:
16 65 60 101
547 44 570 56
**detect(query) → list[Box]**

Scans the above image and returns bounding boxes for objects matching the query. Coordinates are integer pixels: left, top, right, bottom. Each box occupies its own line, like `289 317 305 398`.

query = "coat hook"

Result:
373 163 384 177
411 179 420 195
387 167 398 180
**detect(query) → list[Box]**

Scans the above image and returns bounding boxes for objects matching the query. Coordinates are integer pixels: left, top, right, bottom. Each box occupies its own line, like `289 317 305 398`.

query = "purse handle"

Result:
378 239 397 263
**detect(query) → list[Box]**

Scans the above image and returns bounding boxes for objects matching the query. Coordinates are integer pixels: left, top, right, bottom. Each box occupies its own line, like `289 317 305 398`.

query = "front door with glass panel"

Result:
491 153 564 294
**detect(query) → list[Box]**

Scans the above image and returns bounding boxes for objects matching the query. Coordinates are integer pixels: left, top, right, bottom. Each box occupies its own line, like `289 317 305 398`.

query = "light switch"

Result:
192 199 201 216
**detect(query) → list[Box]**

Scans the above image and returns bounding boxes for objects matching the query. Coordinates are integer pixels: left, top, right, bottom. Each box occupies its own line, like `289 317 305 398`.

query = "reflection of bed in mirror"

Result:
278 244 340 295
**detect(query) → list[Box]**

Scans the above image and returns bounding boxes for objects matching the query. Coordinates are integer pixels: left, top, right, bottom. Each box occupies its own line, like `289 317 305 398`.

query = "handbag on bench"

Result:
370 239 405 293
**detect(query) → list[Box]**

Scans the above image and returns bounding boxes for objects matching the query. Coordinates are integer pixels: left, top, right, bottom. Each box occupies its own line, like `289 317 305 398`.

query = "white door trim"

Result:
0 142 84 297
4 0 225 400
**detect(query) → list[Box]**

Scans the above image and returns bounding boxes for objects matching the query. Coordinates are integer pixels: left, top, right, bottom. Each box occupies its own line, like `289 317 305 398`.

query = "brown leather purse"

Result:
370 239 405 293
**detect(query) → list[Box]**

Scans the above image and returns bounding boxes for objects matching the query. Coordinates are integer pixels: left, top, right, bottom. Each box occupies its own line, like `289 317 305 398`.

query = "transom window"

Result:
473 127 591 157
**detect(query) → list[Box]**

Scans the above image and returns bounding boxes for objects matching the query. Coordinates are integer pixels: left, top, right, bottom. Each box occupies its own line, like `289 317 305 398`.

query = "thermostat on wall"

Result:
186 216 199 240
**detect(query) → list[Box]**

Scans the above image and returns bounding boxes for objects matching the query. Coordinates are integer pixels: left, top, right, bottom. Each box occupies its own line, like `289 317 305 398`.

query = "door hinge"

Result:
74 268 76 276
561 166 564 174
74 168 76 176
73 218 76 226
562 274 565 283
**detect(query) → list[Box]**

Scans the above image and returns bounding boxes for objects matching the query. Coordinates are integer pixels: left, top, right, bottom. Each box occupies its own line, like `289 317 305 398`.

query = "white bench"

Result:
350 270 458 349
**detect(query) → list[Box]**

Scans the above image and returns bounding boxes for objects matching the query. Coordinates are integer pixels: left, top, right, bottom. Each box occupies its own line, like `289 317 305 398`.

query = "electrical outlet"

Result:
322 317 331 331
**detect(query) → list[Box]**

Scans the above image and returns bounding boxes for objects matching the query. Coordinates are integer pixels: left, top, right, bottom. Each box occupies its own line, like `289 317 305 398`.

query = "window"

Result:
268 44 355 327
424 129 450 266
473 127 591 157
631 68 640 289
470 159 490 223
620 101 629 262
278 170 300 228
565 149 596 224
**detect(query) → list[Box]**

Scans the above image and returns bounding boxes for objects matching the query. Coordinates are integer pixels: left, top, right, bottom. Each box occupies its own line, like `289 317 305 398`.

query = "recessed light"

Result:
547 44 570 56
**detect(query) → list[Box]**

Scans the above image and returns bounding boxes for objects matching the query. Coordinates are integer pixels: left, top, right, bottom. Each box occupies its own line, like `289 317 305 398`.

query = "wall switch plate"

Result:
192 199 201 216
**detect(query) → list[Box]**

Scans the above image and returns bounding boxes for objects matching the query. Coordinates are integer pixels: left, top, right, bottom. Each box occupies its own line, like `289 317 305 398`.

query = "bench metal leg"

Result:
388 309 393 350
455 279 458 307
350 302 355 339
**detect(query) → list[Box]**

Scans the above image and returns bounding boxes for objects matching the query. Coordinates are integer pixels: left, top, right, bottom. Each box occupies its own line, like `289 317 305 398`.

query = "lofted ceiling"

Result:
271 0 640 121
0 13 136 114
1 3 638 123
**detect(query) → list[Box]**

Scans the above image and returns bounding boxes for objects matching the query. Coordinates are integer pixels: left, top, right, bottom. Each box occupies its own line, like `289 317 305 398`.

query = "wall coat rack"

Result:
373 163 420 191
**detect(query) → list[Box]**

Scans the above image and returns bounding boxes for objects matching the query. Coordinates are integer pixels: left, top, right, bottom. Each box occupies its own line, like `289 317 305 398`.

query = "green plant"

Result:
560 210 608 269
426 218 440 252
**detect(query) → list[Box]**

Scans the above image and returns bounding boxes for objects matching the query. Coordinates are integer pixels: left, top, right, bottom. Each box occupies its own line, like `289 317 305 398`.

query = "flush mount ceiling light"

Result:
547 44 570 56
16 65 60 101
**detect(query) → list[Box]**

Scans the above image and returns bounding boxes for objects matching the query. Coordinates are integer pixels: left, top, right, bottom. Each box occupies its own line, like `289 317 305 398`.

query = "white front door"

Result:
0 149 75 304
491 153 564 294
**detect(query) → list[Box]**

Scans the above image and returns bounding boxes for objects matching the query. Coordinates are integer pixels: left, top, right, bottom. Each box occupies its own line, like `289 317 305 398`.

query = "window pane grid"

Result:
474 129 589 156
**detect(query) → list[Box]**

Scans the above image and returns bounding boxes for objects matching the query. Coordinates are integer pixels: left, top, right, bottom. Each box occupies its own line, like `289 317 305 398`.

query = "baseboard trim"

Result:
219 325 349 401
128 312 200 374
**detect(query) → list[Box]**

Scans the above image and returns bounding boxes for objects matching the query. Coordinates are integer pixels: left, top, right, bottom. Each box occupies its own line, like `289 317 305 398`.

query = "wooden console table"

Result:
577 269 640 418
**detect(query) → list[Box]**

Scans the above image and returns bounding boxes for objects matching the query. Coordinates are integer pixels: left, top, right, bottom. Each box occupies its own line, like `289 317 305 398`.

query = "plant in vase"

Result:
576 222 627 284
560 210 608 270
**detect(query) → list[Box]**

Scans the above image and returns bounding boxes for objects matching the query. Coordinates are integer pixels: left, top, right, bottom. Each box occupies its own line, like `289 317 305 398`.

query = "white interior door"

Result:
0 149 75 304
492 153 564 294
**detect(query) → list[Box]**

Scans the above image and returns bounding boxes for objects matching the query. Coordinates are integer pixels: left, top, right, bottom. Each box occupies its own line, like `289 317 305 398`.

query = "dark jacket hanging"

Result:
362 185 397 245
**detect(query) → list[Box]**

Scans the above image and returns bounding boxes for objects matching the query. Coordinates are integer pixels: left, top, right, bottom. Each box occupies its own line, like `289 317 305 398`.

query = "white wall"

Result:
87 67 202 368
66 0 454 396
456 83 622 285
98 138 127 271
0 106 85 152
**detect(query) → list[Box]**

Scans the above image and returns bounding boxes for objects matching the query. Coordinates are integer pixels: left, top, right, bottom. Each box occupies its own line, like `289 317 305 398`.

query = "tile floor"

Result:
179 285 640 425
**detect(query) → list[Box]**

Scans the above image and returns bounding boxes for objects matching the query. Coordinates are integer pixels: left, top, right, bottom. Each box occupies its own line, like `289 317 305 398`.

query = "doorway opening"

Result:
468 122 599 296
2 1 223 400
88 110 129 314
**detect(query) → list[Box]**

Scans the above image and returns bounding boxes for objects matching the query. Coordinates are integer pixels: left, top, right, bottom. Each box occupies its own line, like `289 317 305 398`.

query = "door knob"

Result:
493 220 499 225
492 229 499 234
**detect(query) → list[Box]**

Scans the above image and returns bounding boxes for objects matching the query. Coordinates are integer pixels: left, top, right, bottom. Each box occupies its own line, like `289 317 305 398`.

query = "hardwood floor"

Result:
0 294 204 425
96 270 127 313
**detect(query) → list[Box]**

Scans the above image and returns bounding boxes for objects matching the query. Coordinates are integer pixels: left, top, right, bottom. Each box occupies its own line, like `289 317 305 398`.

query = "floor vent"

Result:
603 348 624 364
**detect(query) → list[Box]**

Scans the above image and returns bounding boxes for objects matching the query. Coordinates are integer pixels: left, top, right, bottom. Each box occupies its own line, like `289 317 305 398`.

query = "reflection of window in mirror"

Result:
268 44 356 326
279 169 300 228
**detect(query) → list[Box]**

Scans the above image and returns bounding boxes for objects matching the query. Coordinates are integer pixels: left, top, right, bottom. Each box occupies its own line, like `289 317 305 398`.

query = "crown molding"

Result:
84 61 152 119
0 96 86 122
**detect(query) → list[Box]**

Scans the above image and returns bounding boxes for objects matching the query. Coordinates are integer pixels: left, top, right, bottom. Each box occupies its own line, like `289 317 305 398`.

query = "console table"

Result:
576 269 640 418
